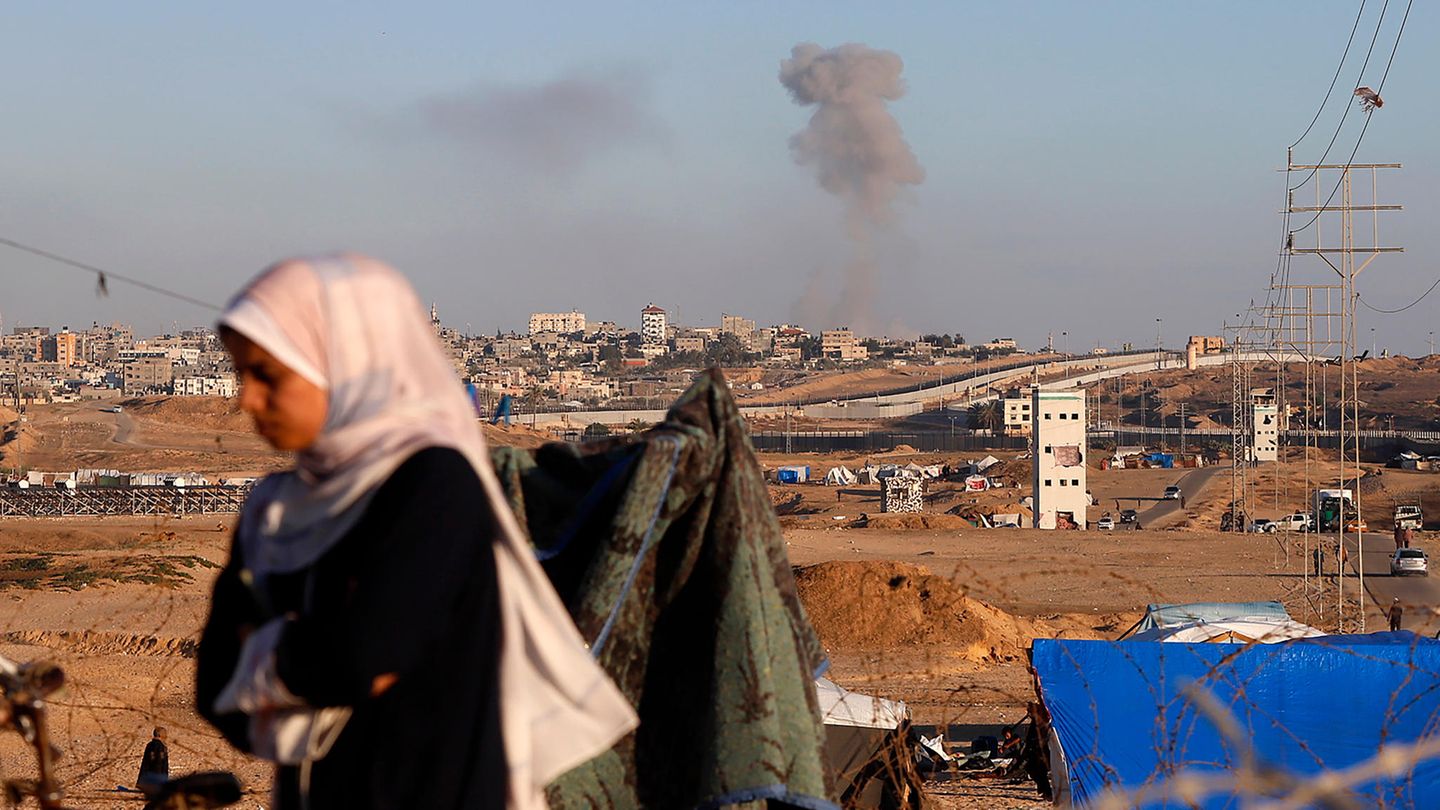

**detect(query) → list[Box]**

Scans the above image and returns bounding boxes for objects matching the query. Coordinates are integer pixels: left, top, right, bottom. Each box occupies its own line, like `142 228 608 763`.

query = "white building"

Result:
1252 388 1279 462
174 373 238 398
528 311 587 335
1032 387 1087 530
641 305 668 346
1003 395 1033 434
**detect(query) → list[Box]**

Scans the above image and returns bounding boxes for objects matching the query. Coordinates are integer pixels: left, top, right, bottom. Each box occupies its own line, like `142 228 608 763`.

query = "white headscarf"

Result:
220 254 636 809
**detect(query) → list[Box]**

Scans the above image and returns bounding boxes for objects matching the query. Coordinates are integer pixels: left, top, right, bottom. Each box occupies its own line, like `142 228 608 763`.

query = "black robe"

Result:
196 447 506 809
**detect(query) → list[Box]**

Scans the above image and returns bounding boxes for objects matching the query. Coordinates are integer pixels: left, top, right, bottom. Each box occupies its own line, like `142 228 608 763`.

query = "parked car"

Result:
1119 509 1139 524
1096 516 1116 530
1391 548 1429 577
1344 518 1370 533
1163 485 1182 500
107 405 123 414
1249 519 1277 533
1276 512 1314 532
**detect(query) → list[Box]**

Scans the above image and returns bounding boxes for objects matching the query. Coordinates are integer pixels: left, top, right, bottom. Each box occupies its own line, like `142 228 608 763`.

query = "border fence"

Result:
0 485 253 518
749 431 1029 454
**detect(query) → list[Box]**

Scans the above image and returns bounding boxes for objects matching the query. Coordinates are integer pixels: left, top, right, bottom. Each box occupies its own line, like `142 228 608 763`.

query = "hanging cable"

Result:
0 236 222 312
1358 277 1440 314
1288 0 1389 193
1290 0 1369 149
1290 0 1411 234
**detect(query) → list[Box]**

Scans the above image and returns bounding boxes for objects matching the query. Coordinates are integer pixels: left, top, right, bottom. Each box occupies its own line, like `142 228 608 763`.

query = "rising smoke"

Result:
779 42 925 336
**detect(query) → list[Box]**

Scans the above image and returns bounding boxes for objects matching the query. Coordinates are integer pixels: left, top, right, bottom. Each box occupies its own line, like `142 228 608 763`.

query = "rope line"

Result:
0 236 222 312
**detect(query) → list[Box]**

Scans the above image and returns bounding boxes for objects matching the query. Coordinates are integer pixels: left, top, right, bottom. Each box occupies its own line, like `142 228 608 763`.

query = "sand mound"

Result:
1 629 196 658
794 560 1042 662
122 396 252 431
481 423 551 449
856 514 972 531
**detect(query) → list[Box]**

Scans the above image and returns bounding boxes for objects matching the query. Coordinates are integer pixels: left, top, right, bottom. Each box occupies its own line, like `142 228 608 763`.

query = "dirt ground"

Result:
1 398 1437 808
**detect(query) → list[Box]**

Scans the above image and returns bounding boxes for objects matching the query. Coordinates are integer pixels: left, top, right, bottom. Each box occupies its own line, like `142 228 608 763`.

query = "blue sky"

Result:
2 2 1435 352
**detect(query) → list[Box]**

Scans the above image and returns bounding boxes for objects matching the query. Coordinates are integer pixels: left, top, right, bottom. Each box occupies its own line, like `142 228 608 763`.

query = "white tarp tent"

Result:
816 677 920 808
1127 619 1326 644
816 677 908 729
974 455 1001 473
824 466 857 486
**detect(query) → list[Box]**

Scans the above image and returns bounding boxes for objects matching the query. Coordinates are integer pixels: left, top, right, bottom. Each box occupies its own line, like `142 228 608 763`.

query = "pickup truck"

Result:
1395 505 1423 531
1275 513 1314 532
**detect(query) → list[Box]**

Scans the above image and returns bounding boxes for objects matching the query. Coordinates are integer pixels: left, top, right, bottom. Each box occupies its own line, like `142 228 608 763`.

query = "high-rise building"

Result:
528 311 587 335
821 328 868 361
641 305 667 345
1032 387 1087 530
720 314 756 348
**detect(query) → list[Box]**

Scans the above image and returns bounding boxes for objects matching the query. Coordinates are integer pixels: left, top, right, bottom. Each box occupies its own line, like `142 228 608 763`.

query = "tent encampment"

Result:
825 466 857 486
1032 635 1440 807
816 678 920 808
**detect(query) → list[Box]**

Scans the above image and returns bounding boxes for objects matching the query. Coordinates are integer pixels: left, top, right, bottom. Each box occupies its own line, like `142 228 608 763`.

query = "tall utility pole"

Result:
1288 153 1403 632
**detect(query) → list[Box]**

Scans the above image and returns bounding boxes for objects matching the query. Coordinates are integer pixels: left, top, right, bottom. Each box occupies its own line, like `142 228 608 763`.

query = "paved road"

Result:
1345 533 1440 634
1095 464 1225 530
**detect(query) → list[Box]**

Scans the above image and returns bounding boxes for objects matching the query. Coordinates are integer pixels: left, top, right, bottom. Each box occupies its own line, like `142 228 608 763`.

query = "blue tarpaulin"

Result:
776 465 810 484
1126 601 1290 636
1033 635 1440 807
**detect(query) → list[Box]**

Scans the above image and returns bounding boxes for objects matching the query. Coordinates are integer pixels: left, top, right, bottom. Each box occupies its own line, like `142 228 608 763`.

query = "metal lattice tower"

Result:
1287 155 1402 632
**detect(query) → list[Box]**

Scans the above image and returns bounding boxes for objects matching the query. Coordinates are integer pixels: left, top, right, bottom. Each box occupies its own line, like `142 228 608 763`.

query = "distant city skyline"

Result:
1 3 1435 352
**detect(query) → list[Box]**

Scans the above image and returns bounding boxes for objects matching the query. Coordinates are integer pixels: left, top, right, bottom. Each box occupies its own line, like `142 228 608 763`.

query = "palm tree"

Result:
968 401 1004 434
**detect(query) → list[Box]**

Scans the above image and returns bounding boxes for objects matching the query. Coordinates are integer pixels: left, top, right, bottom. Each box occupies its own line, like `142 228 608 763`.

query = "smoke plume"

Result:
414 68 663 175
780 42 924 335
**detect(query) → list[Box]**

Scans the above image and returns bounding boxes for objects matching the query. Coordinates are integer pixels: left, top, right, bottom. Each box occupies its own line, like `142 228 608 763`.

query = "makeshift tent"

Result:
1127 618 1324 644
1123 601 1290 637
816 678 920 809
1032 635 1440 808
856 465 882 484
825 466 857 486
973 455 1001 473
776 465 811 484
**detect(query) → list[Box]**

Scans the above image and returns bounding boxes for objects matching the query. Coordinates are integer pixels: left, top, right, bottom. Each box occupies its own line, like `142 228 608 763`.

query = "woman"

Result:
196 254 635 809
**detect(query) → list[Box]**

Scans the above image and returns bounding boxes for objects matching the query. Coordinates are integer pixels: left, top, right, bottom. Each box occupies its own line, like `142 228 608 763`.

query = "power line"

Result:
1358 277 1440 314
1289 0 1369 149
1290 0 1411 235
1288 0 1389 194
0 236 221 312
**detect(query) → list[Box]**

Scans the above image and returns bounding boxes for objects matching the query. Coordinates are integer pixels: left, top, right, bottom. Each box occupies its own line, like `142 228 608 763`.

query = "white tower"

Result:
1251 388 1278 463
1032 386 1088 530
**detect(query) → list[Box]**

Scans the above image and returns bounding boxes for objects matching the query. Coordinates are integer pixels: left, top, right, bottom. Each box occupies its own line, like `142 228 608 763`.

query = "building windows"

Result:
1059 413 1067 420
1072 413 1080 420
1072 479 1080 486
1044 445 1052 453
1044 479 1052 487
1060 479 1068 486
1045 413 1052 420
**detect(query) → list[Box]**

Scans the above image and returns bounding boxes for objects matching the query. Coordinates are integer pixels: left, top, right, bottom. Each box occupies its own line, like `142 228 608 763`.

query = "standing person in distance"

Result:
136 727 169 797
196 254 635 810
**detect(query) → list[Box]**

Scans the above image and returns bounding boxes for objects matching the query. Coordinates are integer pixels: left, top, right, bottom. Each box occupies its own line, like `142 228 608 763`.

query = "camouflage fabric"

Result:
491 369 835 809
